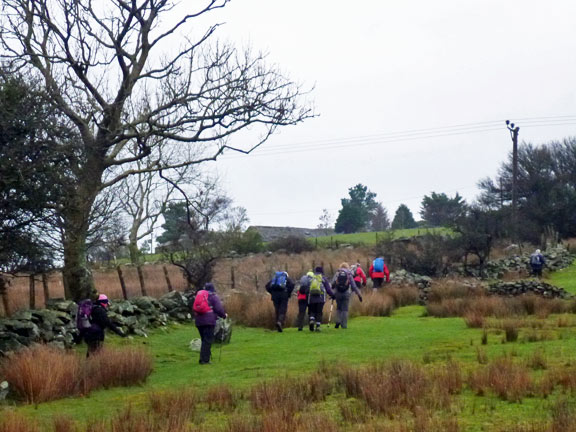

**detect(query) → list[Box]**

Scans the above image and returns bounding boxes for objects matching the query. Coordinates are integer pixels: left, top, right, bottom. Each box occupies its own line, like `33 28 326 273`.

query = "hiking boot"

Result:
298 328 303 331
315 325 321 332
335 323 340 329
276 321 283 332
309 321 315 332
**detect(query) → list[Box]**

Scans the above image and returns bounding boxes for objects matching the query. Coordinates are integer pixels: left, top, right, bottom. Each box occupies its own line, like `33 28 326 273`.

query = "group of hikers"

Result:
77 249 547 364
264 258 390 333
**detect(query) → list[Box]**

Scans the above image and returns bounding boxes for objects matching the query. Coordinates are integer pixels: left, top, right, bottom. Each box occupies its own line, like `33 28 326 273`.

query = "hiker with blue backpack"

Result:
77 294 126 357
193 282 227 365
369 257 390 290
307 266 335 332
529 249 546 278
265 271 295 332
331 263 362 329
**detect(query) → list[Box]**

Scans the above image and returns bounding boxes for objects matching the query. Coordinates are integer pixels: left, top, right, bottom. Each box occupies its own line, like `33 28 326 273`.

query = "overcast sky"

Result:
200 0 576 228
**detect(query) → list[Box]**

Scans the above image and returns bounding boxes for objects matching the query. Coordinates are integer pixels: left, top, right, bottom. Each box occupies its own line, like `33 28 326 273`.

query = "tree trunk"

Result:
128 231 148 296
61 181 99 302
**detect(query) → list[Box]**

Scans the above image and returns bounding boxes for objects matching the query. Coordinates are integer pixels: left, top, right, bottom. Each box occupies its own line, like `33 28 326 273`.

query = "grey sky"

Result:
202 0 576 228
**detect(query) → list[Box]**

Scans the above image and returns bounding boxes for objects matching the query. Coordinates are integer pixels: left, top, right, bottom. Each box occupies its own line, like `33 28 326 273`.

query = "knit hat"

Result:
314 266 324 274
204 282 216 292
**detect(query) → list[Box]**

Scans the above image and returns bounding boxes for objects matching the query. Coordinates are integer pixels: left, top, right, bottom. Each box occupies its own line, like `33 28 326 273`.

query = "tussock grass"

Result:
204 384 238 411
0 345 83 404
0 412 38 432
0 344 153 404
468 356 532 402
84 347 153 389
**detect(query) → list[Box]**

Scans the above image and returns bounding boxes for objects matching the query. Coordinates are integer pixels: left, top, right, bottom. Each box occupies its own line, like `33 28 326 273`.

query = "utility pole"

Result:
506 120 520 241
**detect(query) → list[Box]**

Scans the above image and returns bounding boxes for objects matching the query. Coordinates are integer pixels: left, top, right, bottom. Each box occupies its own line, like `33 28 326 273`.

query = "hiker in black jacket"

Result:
83 294 126 356
265 271 295 332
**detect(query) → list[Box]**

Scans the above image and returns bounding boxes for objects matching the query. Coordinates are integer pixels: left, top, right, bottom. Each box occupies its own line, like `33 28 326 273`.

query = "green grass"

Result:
310 226 453 247
8 303 576 431
547 258 576 294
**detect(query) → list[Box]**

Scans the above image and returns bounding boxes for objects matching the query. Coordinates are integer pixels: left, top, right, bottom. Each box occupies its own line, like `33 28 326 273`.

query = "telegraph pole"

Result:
506 120 520 241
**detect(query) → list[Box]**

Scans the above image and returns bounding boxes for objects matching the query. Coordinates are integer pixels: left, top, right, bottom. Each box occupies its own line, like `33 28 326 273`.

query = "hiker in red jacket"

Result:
351 263 367 288
369 257 390 290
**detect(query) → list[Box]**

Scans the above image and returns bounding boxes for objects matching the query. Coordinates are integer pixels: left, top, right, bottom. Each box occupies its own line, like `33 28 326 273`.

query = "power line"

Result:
221 116 576 159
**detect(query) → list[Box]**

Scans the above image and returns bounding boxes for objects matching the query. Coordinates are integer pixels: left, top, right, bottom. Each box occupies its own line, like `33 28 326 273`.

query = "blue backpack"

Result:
373 258 384 273
271 271 288 291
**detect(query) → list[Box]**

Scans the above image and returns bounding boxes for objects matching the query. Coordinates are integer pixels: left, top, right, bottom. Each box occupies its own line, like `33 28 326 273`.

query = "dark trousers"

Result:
531 266 543 277
85 338 103 358
271 293 289 325
296 299 308 330
308 302 324 327
372 278 384 288
197 325 215 364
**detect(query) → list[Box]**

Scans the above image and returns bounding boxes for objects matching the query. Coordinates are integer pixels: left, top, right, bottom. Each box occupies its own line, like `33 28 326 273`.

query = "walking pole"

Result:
327 299 334 327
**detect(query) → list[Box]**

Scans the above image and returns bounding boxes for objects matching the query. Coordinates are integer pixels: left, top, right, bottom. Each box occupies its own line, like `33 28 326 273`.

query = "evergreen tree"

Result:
391 204 417 229
335 184 378 233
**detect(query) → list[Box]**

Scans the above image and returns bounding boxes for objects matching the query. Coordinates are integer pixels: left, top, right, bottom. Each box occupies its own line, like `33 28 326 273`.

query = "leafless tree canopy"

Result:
0 0 313 300
1 0 313 186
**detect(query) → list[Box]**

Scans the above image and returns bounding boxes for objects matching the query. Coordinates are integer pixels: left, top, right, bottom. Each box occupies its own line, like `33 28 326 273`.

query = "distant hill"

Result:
248 225 334 242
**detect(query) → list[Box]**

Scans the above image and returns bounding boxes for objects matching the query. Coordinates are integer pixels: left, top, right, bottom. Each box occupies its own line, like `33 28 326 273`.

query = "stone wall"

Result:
0 291 193 356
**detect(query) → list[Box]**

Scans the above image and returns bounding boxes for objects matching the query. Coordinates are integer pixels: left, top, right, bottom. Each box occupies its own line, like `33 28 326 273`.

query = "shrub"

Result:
267 236 315 254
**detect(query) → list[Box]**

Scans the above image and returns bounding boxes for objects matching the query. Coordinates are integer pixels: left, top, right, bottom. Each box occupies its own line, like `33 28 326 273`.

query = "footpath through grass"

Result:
9 304 576 431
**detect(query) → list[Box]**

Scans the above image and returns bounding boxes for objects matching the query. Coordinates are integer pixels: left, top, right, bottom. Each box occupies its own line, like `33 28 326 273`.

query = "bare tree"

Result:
317 208 333 235
370 203 390 232
1 0 313 300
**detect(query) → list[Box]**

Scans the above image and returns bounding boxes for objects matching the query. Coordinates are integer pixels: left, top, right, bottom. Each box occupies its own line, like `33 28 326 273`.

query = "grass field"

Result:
3 259 575 431
310 227 453 248
6 302 576 430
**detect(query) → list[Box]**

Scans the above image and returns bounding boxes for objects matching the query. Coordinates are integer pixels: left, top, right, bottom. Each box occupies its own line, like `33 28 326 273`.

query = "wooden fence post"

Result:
42 273 50 304
163 266 173 292
29 274 36 309
329 262 334 277
0 277 10 317
136 265 148 296
255 273 259 291
116 266 129 300
231 267 236 290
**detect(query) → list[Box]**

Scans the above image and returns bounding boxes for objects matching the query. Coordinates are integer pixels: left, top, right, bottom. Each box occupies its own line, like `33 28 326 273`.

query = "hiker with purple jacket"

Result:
83 294 126 357
194 282 227 365
331 262 363 329
307 266 335 332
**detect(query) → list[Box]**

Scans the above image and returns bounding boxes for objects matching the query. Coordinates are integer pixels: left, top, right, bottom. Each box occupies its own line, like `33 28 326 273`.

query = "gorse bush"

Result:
0 344 153 404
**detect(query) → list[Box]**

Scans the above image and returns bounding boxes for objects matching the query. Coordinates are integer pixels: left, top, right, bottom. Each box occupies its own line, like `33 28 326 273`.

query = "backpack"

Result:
335 269 350 292
299 273 313 294
309 274 324 296
271 271 288 291
193 290 212 315
530 254 542 266
373 257 384 273
76 299 93 331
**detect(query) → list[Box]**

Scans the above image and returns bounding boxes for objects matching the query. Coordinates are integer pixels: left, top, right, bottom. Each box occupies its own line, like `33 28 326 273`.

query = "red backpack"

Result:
193 290 212 315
